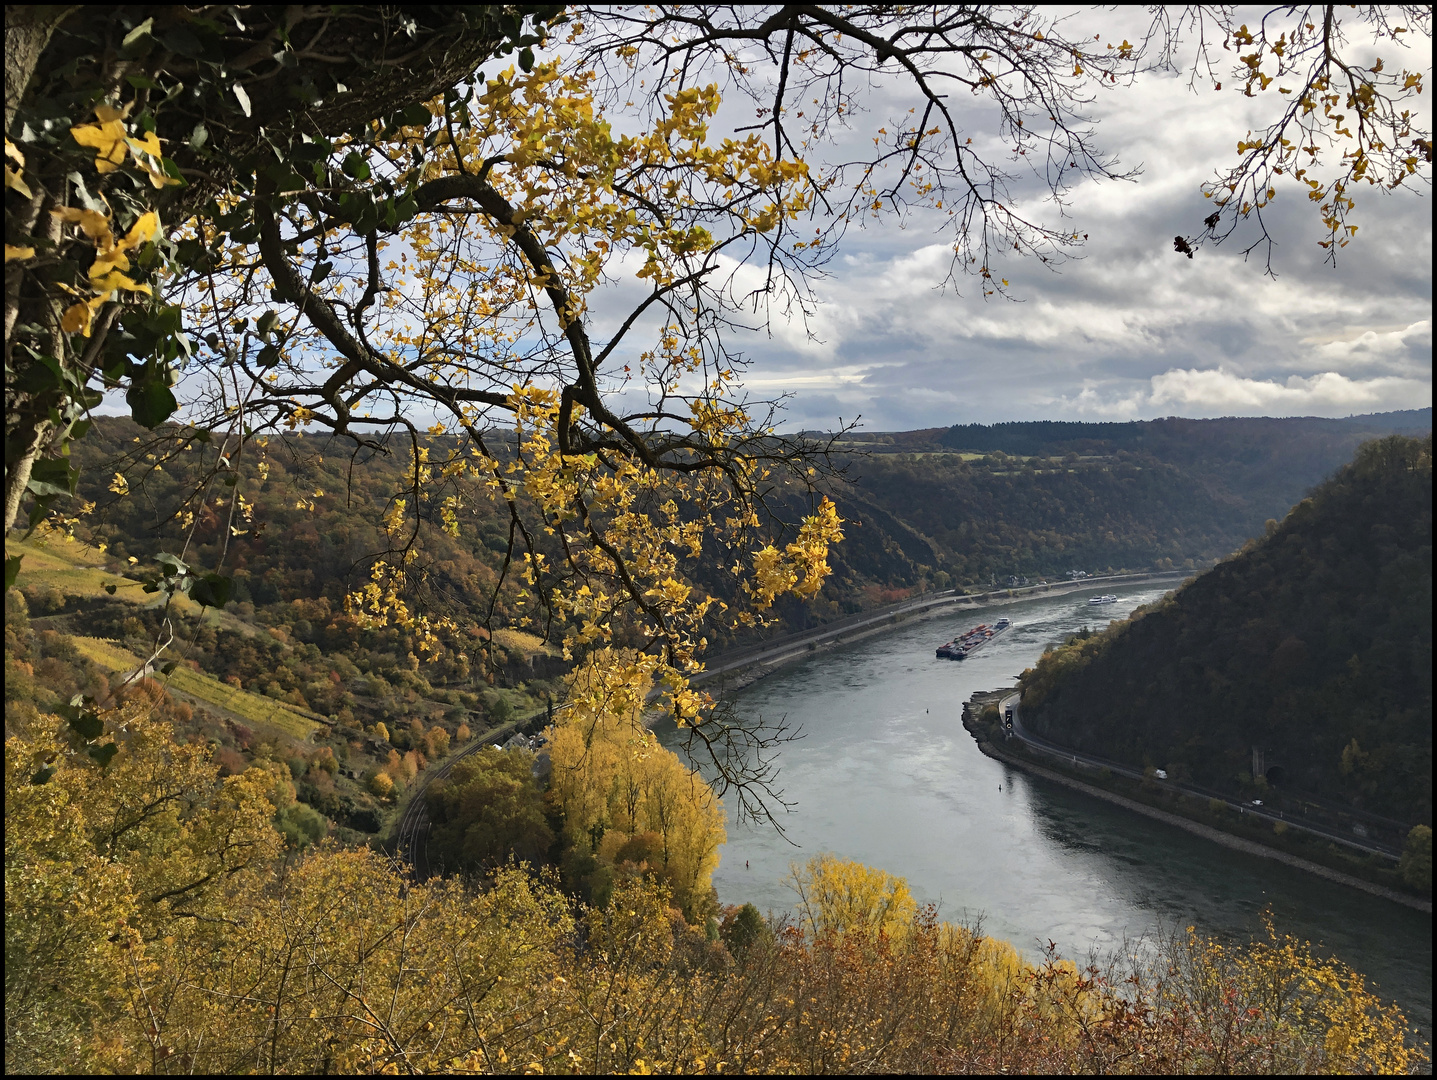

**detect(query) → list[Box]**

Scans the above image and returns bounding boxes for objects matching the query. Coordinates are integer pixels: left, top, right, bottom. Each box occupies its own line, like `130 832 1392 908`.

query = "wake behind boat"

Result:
936 617 1011 660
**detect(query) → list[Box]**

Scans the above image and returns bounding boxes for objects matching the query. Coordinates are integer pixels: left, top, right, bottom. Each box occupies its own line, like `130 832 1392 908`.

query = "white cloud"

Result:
1056 366 1432 418
1308 320 1432 376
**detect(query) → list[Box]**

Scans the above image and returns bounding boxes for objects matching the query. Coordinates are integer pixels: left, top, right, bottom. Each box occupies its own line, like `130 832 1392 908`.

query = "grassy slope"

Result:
69 636 321 742
9 533 320 742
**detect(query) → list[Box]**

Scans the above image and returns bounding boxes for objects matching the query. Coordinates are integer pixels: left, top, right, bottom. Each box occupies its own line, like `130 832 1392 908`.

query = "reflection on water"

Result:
658 584 1432 1038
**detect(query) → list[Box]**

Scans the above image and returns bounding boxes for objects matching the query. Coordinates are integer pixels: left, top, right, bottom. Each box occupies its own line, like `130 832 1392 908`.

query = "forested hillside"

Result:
62 410 1418 646
1019 435 1433 827
723 411 1433 631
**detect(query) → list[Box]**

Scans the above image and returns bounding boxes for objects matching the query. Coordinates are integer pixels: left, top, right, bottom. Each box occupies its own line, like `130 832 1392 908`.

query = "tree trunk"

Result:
5 6 78 132
3 421 50 534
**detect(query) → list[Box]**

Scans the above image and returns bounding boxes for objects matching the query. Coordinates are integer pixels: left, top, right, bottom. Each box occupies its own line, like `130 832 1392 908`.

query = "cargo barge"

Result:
936 617 1011 660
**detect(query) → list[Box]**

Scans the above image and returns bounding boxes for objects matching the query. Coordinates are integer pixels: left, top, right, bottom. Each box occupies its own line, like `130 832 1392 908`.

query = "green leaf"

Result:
310 260 333 284
233 82 252 117
69 711 104 740
342 151 371 181
399 103 433 127
15 351 67 395
255 344 282 368
89 743 119 768
120 18 156 58
189 122 209 150
127 378 178 429
256 310 280 335
189 572 233 609
519 46 535 72
104 583 117 595
5 555 21 589
163 26 204 59
122 19 155 48
30 766 56 786
155 552 190 577
28 458 79 498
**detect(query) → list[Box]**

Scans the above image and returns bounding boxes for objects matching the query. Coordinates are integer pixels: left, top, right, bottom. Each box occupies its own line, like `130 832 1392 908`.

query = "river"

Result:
656 583 1433 1041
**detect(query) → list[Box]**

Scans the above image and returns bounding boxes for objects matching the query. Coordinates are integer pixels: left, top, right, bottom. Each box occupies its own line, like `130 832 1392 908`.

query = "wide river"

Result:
657 583 1432 1040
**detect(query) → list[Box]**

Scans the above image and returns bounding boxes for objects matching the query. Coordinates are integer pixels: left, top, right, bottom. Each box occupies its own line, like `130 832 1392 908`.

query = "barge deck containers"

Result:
936 617 1012 660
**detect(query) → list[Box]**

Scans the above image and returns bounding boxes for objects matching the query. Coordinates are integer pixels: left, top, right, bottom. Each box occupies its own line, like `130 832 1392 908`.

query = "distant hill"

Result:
1017 434 1433 827
935 410 1432 456
770 412 1432 609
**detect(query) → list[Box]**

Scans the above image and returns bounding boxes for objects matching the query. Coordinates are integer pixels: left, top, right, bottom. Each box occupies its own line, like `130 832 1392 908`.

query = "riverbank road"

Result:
693 570 1191 687
999 692 1402 862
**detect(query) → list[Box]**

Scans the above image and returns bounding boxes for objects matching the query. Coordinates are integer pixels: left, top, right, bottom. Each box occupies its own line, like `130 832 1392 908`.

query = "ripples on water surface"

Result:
657 584 1432 1038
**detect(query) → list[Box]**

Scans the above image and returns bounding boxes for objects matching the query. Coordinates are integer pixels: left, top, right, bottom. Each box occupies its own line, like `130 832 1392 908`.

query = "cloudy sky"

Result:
607 9 1433 434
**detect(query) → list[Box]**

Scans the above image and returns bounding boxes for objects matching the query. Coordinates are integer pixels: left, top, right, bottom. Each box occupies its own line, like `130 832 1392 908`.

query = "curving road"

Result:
999 691 1403 861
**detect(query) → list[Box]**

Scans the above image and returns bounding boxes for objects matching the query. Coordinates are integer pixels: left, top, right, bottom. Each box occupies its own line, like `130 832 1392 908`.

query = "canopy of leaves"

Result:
426 747 555 874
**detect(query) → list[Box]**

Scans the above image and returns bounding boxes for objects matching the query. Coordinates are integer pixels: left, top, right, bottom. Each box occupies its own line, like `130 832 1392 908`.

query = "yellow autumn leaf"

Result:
124 212 159 250
93 103 131 124
4 164 32 199
60 302 93 336
70 118 129 172
125 130 163 158
51 206 114 247
5 244 36 262
140 160 183 189
90 248 131 278
89 270 151 296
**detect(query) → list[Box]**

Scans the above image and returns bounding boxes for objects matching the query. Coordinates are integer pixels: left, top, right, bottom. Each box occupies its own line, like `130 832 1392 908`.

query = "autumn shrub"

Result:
1400 825 1432 891
547 650 725 922
367 770 395 799
720 902 773 959
275 803 327 849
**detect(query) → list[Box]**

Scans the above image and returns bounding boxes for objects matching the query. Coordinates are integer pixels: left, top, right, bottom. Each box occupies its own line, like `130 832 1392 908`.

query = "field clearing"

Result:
6 536 208 615
492 627 558 656
70 636 322 742
7 538 268 635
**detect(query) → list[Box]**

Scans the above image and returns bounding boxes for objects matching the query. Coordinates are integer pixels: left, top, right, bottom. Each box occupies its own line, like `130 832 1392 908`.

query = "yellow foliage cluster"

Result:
293 55 844 741
10 102 177 334
1200 13 1429 261
547 650 725 920
5 709 1424 1074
